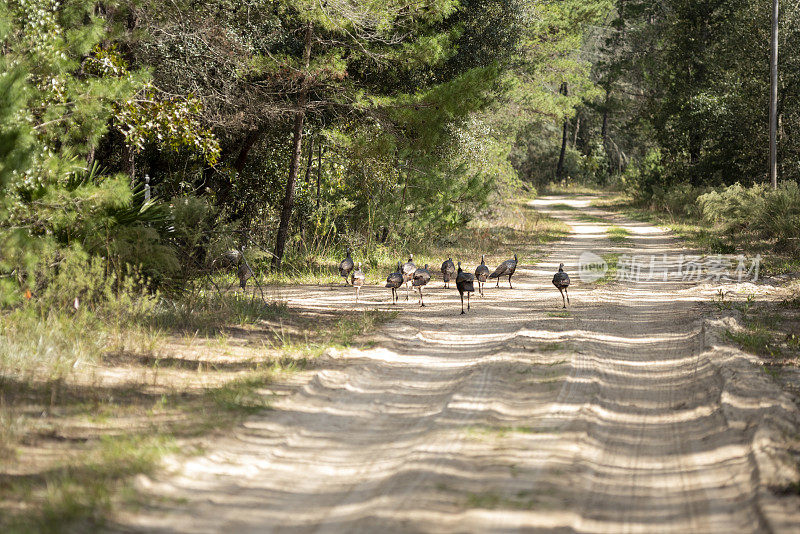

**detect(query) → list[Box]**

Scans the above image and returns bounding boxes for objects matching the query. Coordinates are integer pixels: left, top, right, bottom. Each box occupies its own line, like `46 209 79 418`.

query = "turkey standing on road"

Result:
489 253 517 289
386 262 403 304
412 264 431 307
339 248 354 286
401 254 416 300
441 258 455 288
456 262 475 315
474 255 490 296
552 263 571 308
351 262 365 303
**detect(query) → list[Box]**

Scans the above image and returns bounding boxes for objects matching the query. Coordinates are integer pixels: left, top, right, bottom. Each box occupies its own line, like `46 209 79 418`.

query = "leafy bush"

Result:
168 195 240 284
622 148 667 203
649 183 709 219
29 246 156 315
698 183 766 233
754 182 800 251
620 148 711 218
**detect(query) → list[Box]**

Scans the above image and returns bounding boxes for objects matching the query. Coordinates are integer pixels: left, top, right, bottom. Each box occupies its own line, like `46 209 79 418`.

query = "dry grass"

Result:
716 285 800 363
0 302 394 532
593 193 800 275
709 283 800 410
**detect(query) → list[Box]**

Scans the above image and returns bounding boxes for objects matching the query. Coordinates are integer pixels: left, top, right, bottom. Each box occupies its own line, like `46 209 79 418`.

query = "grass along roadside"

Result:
574 212 607 224
592 192 800 275
594 193 733 252
548 203 577 211
714 288 800 362
0 303 394 533
710 284 800 411
540 182 607 196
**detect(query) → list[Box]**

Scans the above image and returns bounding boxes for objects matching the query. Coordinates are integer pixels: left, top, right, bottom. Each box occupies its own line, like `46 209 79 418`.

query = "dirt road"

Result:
115 196 800 533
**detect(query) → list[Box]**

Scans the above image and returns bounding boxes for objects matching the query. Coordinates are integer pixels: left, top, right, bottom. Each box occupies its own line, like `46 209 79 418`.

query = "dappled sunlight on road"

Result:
113 195 800 534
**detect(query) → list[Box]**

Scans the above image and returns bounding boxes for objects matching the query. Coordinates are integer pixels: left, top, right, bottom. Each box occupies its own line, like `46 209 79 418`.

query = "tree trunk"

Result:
125 145 136 187
601 85 612 174
272 22 313 270
304 134 314 189
316 142 323 211
555 82 569 181
601 87 610 144
234 128 263 175
769 0 779 188
572 116 580 147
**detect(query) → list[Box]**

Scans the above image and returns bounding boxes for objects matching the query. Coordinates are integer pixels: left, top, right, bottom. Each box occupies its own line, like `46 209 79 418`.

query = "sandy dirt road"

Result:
114 196 800 533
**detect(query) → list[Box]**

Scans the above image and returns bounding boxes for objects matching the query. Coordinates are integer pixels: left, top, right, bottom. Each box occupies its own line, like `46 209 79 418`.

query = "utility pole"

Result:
555 82 569 181
769 0 779 188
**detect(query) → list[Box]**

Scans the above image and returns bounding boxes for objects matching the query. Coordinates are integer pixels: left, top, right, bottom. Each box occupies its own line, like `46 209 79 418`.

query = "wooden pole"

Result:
555 82 569 181
769 0 779 188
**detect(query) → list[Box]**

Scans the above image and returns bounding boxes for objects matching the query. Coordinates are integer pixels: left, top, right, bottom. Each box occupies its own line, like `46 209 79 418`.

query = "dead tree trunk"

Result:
273 22 313 270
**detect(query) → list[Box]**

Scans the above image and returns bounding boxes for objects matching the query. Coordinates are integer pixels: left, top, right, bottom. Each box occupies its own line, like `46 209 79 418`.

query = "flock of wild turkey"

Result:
338 250 572 314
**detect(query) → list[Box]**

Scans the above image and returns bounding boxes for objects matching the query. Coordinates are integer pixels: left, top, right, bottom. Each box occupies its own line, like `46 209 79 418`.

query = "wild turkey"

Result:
223 249 241 265
351 262 365 303
237 260 253 289
412 264 431 307
456 262 475 315
474 255 490 296
339 248 355 285
224 249 252 289
401 254 416 300
489 253 517 288
386 262 404 304
441 257 455 288
552 263 570 308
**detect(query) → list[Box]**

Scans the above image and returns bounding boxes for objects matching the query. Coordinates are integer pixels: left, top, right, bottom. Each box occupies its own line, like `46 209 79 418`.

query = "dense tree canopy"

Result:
541 0 800 194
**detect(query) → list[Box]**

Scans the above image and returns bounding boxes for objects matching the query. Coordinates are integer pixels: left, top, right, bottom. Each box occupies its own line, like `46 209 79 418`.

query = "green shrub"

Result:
698 182 800 251
650 183 709 218
698 182 765 233
167 195 241 286
554 143 612 186
754 182 800 251
622 148 666 202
